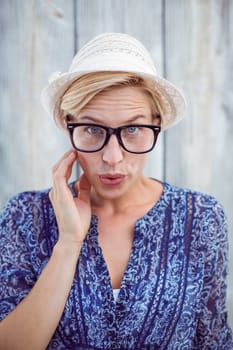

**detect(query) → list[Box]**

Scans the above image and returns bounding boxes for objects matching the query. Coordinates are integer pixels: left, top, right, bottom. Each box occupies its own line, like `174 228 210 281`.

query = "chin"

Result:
96 181 134 201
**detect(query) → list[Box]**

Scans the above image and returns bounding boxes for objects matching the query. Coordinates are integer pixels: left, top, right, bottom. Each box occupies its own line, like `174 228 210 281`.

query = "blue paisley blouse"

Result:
0 182 232 350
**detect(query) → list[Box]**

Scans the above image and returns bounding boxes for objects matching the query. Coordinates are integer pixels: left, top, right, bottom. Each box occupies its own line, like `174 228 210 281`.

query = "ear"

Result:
153 114 161 126
58 110 66 129
60 112 73 129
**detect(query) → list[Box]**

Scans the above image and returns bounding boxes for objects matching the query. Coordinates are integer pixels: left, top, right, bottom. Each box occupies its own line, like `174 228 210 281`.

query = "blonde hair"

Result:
59 71 166 127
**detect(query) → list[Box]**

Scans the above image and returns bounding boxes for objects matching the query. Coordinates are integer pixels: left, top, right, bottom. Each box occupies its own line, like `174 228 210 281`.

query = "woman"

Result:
0 33 232 349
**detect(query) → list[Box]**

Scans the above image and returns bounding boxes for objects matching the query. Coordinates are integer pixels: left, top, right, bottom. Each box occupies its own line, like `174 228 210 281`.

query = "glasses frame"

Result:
66 122 161 154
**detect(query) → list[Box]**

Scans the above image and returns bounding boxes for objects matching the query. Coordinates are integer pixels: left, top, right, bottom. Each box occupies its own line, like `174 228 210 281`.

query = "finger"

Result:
52 151 77 183
52 149 76 173
52 151 77 199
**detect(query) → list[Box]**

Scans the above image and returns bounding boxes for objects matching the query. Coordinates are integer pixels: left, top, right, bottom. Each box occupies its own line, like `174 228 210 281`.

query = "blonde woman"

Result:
0 33 232 349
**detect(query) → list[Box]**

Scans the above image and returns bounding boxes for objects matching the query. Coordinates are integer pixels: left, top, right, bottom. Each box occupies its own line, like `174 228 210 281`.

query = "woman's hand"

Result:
0 149 92 349
49 149 92 250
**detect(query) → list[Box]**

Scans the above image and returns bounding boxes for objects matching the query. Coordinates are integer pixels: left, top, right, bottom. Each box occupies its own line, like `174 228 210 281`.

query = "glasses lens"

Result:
120 126 156 153
72 125 106 151
70 124 159 153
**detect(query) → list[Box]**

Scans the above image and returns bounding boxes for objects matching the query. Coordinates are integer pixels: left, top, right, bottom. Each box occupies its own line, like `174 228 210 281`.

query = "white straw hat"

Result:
41 32 186 130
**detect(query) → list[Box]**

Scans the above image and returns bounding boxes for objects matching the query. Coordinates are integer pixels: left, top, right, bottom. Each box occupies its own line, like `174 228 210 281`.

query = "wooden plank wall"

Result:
0 0 232 326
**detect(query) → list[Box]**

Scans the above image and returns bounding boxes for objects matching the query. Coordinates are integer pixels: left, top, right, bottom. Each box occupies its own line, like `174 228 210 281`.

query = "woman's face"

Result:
71 86 157 202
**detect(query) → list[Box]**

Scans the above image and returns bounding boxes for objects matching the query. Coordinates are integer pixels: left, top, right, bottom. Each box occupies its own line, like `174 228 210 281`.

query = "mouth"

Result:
99 174 126 185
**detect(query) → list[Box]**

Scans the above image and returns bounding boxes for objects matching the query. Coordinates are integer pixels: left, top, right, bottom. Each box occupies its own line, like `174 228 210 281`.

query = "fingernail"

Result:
70 151 77 158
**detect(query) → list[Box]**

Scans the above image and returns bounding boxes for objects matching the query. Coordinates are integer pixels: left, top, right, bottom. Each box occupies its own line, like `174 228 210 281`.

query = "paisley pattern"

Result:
0 182 232 349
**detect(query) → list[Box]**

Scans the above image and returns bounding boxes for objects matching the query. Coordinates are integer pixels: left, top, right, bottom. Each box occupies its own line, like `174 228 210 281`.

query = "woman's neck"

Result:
90 177 163 216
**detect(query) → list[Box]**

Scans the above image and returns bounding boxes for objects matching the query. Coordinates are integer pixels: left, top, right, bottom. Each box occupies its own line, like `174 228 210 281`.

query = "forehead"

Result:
79 86 152 118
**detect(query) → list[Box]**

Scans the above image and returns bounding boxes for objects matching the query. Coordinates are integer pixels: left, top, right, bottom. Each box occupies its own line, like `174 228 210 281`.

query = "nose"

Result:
102 134 123 165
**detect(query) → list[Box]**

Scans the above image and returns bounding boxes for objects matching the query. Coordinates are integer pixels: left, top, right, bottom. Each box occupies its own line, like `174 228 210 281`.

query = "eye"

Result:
85 126 104 136
125 126 140 134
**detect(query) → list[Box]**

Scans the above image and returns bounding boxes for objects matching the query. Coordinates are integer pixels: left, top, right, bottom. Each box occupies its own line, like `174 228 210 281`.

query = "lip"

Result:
99 174 126 185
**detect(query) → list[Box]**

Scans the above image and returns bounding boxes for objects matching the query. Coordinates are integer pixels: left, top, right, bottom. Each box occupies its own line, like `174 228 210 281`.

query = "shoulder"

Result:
0 188 58 269
0 188 51 222
0 188 54 244
163 182 228 245
163 182 224 212
162 182 227 236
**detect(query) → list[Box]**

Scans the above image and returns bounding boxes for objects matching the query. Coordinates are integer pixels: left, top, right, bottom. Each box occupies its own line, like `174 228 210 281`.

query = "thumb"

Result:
78 173 91 204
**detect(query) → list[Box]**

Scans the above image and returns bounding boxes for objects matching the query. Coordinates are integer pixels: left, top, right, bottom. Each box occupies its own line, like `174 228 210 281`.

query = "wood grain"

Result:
0 0 232 327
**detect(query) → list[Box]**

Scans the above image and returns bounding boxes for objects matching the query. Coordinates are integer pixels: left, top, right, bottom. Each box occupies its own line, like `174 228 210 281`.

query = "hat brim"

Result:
41 68 186 130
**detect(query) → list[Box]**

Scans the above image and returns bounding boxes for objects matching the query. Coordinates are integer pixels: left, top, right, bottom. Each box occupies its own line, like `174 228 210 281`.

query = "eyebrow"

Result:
77 114 149 124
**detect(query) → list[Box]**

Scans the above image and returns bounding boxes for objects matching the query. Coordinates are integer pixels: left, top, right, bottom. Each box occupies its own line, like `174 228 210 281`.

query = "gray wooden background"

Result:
0 0 232 327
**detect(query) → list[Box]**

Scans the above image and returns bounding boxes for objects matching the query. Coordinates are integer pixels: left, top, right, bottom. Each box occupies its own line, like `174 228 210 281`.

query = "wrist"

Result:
53 239 83 259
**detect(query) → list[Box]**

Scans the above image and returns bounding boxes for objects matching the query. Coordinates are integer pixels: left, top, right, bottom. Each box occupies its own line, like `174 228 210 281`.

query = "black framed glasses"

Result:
66 121 161 154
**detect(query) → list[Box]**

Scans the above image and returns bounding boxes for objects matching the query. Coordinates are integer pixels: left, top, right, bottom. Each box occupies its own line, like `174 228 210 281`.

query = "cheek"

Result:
78 154 89 173
130 154 148 170
78 154 98 177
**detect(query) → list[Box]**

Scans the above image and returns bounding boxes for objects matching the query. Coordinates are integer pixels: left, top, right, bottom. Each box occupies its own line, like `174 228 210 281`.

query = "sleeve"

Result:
0 193 38 321
193 200 233 349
